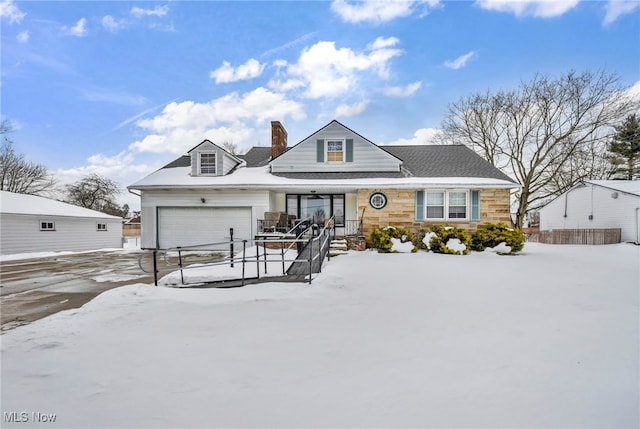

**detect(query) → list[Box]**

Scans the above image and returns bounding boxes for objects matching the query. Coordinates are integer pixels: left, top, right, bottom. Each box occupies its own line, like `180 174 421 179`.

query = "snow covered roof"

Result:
130 142 519 191
585 180 640 197
0 191 122 219
129 165 518 190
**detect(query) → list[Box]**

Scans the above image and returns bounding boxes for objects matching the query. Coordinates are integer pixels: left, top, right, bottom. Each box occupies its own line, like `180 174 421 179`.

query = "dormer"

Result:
269 120 402 173
188 140 243 177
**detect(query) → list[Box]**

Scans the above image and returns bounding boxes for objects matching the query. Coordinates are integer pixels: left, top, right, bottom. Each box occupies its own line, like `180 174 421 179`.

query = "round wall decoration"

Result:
369 192 387 209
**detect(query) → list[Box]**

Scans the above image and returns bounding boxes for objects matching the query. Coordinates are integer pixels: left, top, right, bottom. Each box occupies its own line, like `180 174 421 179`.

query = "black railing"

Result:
139 220 336 287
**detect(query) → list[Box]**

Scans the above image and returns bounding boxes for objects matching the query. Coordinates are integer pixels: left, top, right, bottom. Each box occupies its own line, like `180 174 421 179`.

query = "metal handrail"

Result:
139 218 337 287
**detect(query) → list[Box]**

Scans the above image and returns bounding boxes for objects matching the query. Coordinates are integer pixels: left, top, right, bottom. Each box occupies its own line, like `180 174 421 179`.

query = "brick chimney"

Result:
271 121 287 159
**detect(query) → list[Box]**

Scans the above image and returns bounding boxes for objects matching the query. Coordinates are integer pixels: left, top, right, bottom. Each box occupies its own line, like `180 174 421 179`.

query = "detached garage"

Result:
0 191 123 255
157 207 252 249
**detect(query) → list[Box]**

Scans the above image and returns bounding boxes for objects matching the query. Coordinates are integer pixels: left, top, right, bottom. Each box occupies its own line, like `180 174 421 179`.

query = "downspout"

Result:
635 207 640 245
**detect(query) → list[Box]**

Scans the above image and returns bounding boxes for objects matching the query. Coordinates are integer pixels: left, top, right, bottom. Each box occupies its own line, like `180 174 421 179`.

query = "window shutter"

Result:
345 139 353 162
415 190 424 220
471 190 480 221
316 140 324 162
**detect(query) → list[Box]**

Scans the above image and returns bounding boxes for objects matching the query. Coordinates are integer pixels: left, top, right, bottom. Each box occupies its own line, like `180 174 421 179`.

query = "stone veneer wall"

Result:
357 188 512 244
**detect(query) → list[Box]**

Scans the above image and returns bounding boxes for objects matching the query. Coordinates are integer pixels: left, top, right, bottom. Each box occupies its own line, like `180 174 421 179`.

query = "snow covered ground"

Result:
1 243 638 428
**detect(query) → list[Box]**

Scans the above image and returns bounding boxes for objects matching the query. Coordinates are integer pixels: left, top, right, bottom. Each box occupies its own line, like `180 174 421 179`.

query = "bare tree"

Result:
0 120 57 195
65 173 126 217
442 71 638 228
222 141 243 155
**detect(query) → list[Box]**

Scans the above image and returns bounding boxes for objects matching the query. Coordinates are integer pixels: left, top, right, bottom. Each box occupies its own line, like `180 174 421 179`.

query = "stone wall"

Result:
357 188 512 243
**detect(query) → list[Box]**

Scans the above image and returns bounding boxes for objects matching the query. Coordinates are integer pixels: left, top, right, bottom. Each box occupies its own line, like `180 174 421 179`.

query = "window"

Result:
199 152 216 175
326 140 344 162
369 192 387 210
416 190 471 221
448 191 467 219
426 192 444 219
286 194 345 226
97 223 108 231
40 221 55 231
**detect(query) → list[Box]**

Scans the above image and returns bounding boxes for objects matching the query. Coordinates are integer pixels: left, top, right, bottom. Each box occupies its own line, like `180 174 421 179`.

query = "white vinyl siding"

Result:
157 207 251 249
139 189 269 249
1 215 122 255
189 141 241 176
270 121 401 173
539 182 640 243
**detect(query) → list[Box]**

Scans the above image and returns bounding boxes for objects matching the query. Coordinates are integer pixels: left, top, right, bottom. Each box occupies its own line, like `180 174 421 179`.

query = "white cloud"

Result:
385 127 443 145
331 0 440 24
0 0 25 24
270 38 403 99
444 51 476 70
101 15 125 33
210 59 266 84
16 30 29 43
603 0 640 25
79 86 149 106
383 81 422 97
64 17 87 37
334 101 369 117
131 5 169 18
475 0 580 18
129 88 306 154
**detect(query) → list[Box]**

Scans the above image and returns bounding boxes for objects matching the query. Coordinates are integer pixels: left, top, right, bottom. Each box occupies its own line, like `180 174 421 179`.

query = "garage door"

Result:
157 207 252 249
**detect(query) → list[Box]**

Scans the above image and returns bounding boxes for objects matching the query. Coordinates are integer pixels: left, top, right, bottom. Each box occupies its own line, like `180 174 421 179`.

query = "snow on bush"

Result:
391 237 415 253
427 225 471 255
470 223 525 255
370 226 417 253
422 231 437 250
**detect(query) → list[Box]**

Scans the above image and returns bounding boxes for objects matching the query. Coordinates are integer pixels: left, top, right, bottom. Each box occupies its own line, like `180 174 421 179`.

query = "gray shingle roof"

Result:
384 145 515 182
237 147 271 167
159 143 515 183
162 155 190 168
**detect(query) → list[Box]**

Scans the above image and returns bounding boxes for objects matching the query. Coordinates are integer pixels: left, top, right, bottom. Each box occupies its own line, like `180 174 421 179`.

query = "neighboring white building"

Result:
0 191 123 255
539 180 640 244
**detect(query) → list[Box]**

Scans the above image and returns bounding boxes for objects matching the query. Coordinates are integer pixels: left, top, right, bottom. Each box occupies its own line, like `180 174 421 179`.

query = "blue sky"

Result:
1 0 639 209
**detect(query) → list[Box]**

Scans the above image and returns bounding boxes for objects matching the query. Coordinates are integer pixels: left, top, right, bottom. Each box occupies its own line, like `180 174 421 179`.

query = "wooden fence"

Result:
538 228 621 245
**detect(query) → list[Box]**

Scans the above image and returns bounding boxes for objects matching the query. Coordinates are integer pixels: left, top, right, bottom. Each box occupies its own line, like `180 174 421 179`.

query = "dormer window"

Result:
199 152 216 175
326 140 344 162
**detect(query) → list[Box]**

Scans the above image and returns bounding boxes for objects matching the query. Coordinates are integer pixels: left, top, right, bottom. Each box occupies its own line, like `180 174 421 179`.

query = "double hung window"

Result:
416 190 479 221
326 140 344 162
199 153 216 175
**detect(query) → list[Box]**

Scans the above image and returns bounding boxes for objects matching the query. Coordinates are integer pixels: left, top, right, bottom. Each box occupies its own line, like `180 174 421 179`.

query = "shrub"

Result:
370 226 418 253
427 225 471 255
470 223 526 254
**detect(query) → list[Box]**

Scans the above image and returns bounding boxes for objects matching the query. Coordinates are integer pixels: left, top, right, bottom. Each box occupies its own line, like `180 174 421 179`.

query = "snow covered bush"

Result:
470 223 526 255
427 225 471 255
370 226 418 253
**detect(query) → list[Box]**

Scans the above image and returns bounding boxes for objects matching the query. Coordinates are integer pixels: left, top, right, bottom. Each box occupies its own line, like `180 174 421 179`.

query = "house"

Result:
0 191 123 255
539 180 640 244
128 120 519 250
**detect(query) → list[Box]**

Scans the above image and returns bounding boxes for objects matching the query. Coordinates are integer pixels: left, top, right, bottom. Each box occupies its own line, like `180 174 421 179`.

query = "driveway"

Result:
0 250 169 332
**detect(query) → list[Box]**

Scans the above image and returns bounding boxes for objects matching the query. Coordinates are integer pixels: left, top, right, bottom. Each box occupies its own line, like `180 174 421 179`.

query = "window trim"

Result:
40 220 55 231
417 190 471 221
97 222 108 231
198 151 217 175
369 192 387 210
325 139 345 163
285 193 346 226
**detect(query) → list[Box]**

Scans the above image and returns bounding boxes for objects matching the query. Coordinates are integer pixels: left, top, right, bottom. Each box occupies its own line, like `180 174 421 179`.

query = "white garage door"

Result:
158 207 252 249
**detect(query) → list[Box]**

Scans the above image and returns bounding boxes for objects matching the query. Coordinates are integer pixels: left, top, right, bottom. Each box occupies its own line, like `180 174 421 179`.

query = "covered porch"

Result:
257 188 361 237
